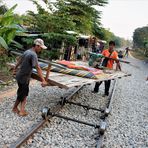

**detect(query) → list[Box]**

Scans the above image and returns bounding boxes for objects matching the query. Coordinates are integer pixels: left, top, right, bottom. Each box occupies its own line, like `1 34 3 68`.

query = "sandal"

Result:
19 111 29 116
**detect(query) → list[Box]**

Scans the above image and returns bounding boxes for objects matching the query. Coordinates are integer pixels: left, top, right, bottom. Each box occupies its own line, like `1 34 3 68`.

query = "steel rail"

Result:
107 80 117 109
9 85 83 148
95 135 104 148
7 50 129 148
9 80 117 148
95 79 117 148
9 120 46 148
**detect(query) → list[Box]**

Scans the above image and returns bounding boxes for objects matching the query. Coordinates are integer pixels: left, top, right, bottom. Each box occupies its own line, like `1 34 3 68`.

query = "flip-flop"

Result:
19 111 29 117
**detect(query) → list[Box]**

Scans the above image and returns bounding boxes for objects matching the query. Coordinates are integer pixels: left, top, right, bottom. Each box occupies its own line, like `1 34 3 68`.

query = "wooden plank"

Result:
31 73 69 89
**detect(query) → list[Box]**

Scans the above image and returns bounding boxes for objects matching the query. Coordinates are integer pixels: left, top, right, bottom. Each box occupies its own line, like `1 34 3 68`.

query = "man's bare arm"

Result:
116 62 121 71
13 56 22 74
35 64 48 87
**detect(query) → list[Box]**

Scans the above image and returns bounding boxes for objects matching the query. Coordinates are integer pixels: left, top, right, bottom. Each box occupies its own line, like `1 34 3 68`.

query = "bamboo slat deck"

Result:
40 69 130 88
8 62 131 89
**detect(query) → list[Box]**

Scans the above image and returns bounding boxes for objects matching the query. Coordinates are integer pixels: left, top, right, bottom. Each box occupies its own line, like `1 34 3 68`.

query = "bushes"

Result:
13 32 77 60
39 49 62 60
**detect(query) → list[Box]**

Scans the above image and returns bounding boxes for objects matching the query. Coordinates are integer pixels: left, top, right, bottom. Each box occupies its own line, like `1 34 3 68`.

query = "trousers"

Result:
94 80 111 95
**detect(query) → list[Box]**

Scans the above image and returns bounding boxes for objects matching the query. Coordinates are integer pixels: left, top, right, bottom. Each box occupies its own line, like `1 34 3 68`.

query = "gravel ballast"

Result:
0 55 147 148
103 56 148 148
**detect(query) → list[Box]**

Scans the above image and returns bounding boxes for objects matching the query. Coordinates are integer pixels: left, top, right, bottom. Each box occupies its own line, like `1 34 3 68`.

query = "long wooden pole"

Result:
9 50 67 69
88 51 140 69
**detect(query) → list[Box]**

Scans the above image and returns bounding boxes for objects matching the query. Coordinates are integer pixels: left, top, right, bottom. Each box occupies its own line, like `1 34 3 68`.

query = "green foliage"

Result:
26 0 108 36
85 0 108 6
133 26 148 57
21 37 35 48
25 0 54 32
54 0 95 34
26 0 76 33
26 10 53 32
41 32 77 47
0 53 15 74
0 54 15 85
54 0 107 35
0 5 8 14
133 26 148 49
0 36 8 50
39 49 62 60
0 4 23 50
16 32 77 60
113 36 123 47
41 32 77 60
94 27 130 48
10 40 24 50
99 28 114 42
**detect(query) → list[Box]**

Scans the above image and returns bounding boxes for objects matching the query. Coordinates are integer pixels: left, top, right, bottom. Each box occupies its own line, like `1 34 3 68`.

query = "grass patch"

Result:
130 50 148 61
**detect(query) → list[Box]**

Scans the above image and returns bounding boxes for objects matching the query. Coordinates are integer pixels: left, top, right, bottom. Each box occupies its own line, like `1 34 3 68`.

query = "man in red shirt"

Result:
93 41 120 96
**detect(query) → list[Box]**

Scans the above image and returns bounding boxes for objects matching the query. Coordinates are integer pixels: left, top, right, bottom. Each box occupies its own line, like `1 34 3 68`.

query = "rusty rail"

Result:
9 85 84 148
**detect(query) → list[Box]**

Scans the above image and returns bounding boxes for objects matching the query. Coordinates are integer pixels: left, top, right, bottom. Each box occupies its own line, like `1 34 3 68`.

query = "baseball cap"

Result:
34 38 47 49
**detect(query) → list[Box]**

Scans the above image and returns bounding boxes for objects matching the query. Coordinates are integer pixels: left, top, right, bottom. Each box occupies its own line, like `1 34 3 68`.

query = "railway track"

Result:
5 49 131 148
9 80 117 148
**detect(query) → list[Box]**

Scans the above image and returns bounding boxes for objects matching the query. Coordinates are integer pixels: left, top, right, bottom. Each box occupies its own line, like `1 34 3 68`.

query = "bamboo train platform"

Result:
8 61 131 89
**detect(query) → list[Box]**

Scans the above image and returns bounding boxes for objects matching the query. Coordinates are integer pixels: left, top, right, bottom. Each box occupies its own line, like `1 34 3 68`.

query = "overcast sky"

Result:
3 0 148 40
98 0 148 40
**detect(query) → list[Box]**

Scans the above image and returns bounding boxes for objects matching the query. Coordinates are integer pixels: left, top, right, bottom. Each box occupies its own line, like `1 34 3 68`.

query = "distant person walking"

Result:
125 47 129 57
12 38 48 116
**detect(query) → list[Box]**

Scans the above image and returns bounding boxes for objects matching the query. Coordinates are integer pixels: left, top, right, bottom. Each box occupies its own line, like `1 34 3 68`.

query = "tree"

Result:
0 4 8 14
54 0 91 34
133 26 148 49
54 0 108 34
26 0 108 35
25 0 52 32
85 0 108 6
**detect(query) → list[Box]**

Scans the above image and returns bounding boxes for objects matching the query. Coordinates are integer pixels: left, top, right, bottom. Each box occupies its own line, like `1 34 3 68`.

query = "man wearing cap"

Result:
12 38 48 116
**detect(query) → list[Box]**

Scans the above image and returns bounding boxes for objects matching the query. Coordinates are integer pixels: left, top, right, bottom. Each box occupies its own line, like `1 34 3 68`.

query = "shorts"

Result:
17 82 29 102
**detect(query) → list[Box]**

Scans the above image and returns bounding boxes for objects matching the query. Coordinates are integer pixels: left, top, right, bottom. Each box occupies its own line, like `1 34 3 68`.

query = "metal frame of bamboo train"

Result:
8 50 131 148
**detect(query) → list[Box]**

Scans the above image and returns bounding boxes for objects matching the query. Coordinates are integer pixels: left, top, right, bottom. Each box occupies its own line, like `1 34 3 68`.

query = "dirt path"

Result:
0 87 17 101
0 80 37 102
